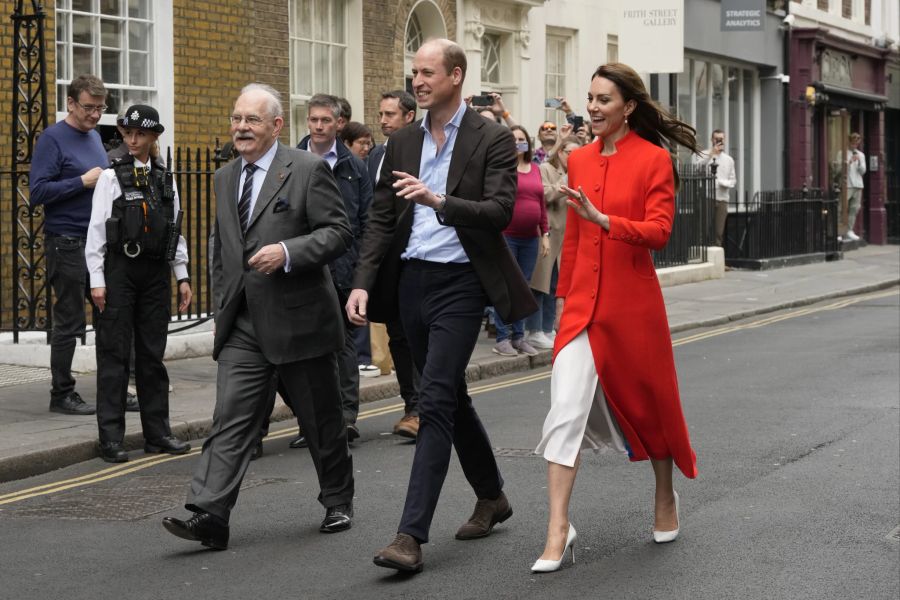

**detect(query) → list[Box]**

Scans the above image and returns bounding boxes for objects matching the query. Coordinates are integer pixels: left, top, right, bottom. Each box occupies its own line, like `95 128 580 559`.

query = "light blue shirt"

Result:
401 100 468 263
239 141 292 271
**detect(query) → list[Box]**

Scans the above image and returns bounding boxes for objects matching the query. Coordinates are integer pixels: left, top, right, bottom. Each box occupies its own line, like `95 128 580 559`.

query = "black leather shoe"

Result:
162 512 229 550
320 503 353 533
347 423 360 443
289 434 308 449
145 436 191 455
99 441 128 463
250 439 263 461
49 392 95 416
125 392 140 412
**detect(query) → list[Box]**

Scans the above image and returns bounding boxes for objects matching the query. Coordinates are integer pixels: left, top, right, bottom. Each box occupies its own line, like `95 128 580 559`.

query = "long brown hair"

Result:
592 63 699 188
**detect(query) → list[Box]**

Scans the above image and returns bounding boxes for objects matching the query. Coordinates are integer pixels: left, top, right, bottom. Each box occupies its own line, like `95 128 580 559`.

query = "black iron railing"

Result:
723 187 839 266
653 165 713 268
1 143 231 340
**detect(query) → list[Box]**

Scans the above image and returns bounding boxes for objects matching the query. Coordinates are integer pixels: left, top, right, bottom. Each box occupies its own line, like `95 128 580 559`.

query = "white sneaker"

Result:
358 364 382 378
527 331 554 349
845 230 860 241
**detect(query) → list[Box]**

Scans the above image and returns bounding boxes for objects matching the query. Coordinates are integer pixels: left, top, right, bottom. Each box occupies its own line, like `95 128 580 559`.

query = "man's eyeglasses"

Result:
713 137 725 144
540 125 557 132
229 115 266 127
76 102 107 114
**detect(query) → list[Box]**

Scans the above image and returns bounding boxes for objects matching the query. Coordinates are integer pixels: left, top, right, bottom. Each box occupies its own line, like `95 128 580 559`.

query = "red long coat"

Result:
555 131 697 479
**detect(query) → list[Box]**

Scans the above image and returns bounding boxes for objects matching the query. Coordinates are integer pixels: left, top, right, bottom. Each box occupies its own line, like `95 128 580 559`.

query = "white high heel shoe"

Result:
531 523 577 573
652 491 680 543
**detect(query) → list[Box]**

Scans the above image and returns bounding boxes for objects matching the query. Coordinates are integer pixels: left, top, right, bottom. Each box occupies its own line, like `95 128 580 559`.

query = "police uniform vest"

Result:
105 157 181 260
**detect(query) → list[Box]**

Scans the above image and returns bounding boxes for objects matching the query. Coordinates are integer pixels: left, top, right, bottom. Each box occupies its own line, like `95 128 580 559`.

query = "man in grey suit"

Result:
163 83 355 550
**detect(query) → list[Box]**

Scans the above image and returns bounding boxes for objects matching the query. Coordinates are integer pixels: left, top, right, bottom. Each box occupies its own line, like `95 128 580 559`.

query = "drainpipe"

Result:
783 3 792 189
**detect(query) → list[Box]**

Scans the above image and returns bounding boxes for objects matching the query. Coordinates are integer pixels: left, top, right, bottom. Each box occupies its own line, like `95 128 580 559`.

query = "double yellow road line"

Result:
1 287 895 506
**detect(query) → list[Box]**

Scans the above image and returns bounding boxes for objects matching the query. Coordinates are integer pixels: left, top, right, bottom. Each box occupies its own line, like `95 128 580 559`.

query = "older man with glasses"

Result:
30 74 110 417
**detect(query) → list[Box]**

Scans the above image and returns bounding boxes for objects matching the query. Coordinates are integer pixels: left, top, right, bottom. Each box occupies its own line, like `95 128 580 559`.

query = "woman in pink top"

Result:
492 125 550 357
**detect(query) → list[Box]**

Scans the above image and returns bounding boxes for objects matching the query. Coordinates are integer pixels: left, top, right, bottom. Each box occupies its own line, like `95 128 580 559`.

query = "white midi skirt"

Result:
534 330 628 467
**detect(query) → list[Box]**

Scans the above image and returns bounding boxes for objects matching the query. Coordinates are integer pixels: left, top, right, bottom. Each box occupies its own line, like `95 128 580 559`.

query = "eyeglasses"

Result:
75 101 107 114
229 114 266 127
540 125 557 132
713 137 725 143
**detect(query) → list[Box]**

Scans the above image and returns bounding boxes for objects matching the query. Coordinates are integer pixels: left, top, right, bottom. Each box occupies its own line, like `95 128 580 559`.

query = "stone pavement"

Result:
0 245 896 482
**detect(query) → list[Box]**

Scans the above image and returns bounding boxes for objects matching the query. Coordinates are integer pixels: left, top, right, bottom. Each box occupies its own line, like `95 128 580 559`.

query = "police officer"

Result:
85 105 192 463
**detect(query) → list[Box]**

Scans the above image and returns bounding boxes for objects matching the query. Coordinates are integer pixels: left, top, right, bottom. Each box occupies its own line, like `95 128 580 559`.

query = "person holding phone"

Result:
843 132 866 241
531 62 699 573
467 92 517 127
692 129 736 247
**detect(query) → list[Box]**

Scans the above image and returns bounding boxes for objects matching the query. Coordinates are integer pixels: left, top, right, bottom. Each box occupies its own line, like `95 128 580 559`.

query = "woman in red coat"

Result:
532 63 700 573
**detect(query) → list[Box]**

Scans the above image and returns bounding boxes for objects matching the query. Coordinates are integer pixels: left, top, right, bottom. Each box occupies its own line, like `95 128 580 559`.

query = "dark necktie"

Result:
237 163 258 233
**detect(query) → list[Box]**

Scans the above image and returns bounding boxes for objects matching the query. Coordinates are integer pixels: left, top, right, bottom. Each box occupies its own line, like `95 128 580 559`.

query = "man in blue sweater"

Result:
30 74 109 415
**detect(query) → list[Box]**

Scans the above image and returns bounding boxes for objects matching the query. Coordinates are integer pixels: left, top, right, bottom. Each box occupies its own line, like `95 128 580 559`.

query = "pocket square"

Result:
273 198 290 213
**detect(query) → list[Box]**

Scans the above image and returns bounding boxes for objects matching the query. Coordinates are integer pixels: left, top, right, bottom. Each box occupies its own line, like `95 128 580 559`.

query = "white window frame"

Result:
54 0 174 150
289 0 359 145
544 33 570 127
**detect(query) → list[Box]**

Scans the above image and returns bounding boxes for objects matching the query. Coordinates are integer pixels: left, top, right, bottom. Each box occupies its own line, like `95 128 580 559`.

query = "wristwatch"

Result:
435 194 447 212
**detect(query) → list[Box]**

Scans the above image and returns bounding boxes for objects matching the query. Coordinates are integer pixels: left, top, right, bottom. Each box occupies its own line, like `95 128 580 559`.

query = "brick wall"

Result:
362 0 456 142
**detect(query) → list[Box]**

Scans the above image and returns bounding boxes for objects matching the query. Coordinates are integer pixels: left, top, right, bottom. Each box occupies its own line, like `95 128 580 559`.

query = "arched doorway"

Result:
404 1 447 93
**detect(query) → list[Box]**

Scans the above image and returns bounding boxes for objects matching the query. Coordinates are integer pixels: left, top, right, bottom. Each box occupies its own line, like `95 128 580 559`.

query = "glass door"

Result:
826 109 849 232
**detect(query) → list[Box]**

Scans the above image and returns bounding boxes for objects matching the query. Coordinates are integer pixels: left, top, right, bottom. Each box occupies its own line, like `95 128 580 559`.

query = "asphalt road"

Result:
1 290 897 600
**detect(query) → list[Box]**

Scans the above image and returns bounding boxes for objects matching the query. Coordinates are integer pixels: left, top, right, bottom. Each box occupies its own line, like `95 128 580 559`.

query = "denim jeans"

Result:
525 261 558 334
495 235 539 342
45 234 91 401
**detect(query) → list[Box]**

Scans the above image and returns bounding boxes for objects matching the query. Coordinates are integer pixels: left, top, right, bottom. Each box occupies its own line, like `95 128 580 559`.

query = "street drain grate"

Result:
0 364 51 388
493 448 538 458
0 475 284 521
887 526 900 543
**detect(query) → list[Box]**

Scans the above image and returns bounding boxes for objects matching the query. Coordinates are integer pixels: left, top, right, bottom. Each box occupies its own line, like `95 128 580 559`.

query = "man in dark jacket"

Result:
297 93 373 443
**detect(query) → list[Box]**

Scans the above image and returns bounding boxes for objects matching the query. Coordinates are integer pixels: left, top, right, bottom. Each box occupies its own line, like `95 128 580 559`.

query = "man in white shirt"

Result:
843 132 866 241
693 129 737 247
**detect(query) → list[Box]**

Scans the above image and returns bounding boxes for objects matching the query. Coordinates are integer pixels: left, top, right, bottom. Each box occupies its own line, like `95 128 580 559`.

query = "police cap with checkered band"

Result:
117 104 165 133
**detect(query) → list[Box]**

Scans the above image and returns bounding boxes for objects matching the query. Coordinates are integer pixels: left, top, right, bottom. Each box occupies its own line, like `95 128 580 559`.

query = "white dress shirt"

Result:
239 141 293 271
85 156 189 288
693 150 737 202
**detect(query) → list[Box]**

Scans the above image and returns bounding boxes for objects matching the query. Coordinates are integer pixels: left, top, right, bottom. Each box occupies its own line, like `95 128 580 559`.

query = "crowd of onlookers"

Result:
339 91 593 362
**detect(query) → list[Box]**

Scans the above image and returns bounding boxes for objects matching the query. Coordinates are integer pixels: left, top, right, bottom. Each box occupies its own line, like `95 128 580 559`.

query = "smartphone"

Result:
544 98 562 109
567 115 584 130
471 95 493 107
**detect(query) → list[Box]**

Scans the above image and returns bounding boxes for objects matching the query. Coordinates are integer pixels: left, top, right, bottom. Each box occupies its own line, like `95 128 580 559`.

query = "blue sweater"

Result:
30 120 108 237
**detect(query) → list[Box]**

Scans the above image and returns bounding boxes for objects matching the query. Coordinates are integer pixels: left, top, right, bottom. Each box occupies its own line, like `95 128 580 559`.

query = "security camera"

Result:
781 13 795 28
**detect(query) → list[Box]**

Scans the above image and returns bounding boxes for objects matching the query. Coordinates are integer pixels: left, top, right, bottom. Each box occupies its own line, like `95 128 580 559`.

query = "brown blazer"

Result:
352 107 537 323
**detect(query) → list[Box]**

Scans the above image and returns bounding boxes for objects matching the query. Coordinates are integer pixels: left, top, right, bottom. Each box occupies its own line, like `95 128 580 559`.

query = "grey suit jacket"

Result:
212 142 352 364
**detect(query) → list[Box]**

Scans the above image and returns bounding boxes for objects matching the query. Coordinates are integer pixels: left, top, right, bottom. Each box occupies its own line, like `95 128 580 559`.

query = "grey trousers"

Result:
185 309 354 522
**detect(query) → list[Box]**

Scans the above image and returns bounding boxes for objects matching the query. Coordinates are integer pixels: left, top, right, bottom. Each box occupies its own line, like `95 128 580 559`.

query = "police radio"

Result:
165 210 183 262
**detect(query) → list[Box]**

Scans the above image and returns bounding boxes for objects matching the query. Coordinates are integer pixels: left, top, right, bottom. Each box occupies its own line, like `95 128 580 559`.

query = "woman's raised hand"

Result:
560 185 609 230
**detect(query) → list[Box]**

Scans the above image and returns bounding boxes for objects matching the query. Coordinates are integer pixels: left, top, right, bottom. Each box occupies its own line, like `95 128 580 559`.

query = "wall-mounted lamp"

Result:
761 74 790 84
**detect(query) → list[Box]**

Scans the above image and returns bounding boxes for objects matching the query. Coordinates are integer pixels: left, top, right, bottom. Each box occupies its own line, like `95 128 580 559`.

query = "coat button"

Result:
593 236 599 245
592 263 599 272
590 290 596 299
594 184 601 192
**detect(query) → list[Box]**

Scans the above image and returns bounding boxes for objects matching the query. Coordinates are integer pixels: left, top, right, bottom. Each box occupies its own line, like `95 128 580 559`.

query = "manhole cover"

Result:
493 448 538 458
887 525 900 543
0 475 284 521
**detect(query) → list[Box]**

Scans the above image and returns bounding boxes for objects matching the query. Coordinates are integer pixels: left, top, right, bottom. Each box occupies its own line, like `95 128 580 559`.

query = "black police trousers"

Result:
95 252 172 444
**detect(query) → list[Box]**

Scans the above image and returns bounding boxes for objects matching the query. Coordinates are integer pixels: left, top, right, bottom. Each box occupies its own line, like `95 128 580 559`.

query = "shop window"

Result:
289 0 347 144
55 0 155 120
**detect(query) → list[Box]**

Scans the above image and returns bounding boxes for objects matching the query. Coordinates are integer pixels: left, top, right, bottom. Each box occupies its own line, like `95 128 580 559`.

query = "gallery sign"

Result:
721 0 765 31
618 0 684 74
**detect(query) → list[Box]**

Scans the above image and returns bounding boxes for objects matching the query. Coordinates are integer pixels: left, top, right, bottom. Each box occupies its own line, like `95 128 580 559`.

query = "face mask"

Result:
515 142 529 153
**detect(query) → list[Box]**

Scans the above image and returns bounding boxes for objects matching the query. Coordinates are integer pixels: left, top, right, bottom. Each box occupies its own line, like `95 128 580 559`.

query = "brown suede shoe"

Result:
393 414 419 438
455 491 513 540
373 533 424 573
